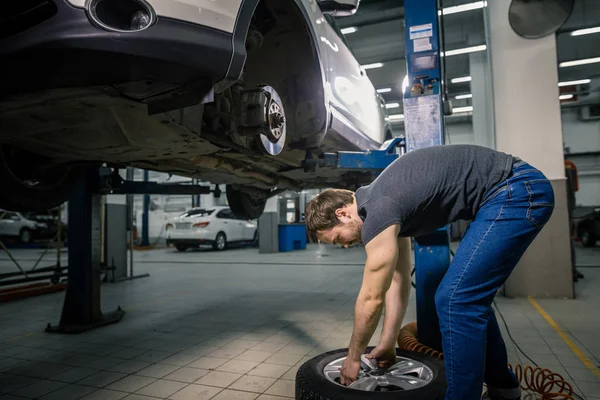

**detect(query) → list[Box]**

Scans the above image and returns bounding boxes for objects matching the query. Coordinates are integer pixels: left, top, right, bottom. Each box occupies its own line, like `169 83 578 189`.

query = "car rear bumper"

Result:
0 0 234 98
167 238 215 247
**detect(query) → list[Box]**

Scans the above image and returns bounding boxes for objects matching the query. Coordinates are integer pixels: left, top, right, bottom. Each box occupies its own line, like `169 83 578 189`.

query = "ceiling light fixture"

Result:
570 26 600 36
385 103 400 109
455 94 473 99
439 1 487 15
389 114 404 121
559 57 600 68
453 106 473 113
559 94 574 100
442 44 487 57
451 76 472 83
362 62 384 70
341 26 358 35
557 79 591 86
377 88 392 93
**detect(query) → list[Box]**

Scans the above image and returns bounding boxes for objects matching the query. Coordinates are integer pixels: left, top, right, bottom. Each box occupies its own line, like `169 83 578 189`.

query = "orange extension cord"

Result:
397 322 575 399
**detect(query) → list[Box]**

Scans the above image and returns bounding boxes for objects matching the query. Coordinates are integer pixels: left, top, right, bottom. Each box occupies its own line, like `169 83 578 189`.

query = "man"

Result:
304 144 555 400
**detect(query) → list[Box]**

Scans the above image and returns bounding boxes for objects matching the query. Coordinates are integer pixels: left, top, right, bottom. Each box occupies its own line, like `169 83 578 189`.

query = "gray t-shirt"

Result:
354 144 514 244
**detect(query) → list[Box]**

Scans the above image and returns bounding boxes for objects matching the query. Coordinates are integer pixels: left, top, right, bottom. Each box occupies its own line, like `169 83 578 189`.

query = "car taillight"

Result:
166 223 173 230
193 222 209 228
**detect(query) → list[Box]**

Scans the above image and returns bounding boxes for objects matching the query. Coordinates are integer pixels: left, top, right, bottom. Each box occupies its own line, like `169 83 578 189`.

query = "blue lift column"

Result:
403 0 451 353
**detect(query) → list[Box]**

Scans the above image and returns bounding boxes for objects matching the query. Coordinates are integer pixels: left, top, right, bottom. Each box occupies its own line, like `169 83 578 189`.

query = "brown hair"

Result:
305 189 355 243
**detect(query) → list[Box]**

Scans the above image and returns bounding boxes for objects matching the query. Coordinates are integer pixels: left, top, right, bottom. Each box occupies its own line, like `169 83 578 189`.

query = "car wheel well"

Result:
385 130 394 141
242 0 327 148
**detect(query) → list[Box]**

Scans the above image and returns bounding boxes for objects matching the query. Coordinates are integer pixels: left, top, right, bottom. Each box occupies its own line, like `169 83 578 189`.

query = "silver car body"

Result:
65 0 387 148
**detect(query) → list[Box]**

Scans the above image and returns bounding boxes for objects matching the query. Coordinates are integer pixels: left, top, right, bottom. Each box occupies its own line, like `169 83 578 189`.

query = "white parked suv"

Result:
0 210 48 244
0 0 392 220
166 206 258 251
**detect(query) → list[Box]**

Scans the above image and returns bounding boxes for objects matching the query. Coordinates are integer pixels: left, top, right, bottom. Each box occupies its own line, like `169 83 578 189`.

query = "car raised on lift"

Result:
0 0 392 219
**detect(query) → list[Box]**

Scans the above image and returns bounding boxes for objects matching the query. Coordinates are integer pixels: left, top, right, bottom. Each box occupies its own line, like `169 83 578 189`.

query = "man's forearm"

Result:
347 295 384 362
379 275 411 348
379 237 412 348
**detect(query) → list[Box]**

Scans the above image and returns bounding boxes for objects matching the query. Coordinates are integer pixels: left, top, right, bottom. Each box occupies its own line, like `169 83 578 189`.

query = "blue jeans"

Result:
435 161 555 400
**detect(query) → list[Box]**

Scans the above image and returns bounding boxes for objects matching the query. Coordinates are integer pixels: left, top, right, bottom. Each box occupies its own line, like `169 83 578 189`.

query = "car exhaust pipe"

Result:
86 0 156 33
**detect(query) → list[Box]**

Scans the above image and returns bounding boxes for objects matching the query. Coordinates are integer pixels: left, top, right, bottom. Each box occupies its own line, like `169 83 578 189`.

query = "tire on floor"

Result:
295 348 446 400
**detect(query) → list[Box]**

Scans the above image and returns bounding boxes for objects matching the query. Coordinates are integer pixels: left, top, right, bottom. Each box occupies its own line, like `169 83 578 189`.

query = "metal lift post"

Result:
46 167 219 334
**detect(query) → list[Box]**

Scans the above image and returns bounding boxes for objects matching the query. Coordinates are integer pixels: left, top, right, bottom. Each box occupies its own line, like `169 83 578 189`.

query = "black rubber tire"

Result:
175 244 188 252
0 145 88 211
295 348 446 400
213 232 227 251
580 228 596 247
226 185 267 220
19 228 33 244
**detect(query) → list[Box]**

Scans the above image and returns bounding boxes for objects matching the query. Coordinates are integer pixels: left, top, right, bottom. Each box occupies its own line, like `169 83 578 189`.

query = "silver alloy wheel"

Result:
216 234 226 250
20 229 32 244
323 355 434 392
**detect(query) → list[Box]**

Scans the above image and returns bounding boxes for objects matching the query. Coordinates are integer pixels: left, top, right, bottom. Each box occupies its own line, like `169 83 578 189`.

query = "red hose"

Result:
397 322 575 400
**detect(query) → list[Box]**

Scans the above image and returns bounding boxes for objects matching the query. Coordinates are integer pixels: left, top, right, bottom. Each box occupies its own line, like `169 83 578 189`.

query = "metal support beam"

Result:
46 169 124 334
141 170 150 247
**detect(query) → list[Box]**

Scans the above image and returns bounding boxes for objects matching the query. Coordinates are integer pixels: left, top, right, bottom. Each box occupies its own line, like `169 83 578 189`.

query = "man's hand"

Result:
366 345 397 369
340 357 361 386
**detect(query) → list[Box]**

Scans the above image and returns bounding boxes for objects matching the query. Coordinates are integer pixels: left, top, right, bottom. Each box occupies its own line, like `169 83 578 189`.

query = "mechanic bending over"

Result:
304 144 555 400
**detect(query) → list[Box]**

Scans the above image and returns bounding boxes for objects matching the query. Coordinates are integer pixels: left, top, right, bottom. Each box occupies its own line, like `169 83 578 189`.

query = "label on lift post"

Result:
409 23 433 39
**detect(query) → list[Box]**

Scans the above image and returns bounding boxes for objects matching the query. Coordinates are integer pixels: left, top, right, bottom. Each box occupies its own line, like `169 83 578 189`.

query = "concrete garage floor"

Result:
0 244 599 399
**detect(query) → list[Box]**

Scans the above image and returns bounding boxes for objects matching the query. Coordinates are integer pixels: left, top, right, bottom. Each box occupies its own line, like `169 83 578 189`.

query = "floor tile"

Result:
247 364 290 379
217 360 259 374
264 353 303 367
136 363 181 379
182 346 221 357
78 371 128 388
567 367 600 382
161 353 201 367
40 383 96 400
195 371 242 388
187 357 228 371
121 395 159 400
106 375 156 393
11 379 67 398
251 343 286 353
109 360 152 374
236 351 273 363
264 380 294 398
10 361 72 378
135 350 174 363
211 389 258 400
558 354 588 368
576 381 600 398
110 348 148 360
80 389 128 400
278 345 315 356
256 395 291 400
164 367 209 383
206 348 246 360
169 383 222 400
50 367 99 383
0 375 40 393
136 379 188 398
229 375 277 393
226 340 261 350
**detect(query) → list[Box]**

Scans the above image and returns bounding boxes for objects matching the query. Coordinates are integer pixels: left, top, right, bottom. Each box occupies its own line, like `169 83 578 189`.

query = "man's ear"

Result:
335 206 350 220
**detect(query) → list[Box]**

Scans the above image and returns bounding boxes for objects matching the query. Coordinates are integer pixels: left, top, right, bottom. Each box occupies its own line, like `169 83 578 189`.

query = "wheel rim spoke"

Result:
385 375 431 389
348 376 379 391
388 360 422 375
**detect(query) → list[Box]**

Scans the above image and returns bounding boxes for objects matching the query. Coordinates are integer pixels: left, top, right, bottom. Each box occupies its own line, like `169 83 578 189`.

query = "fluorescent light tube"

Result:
389 114 404 121
455 94 473 99
341 27 358 35
440 1 486 15
362 62 384 70
377 88 392 93
453 106 473 113
558 79 591 86
385 103 400 109
442 45 487 57
451 76 472 83
559 94 574 100
570 26 600 36
559 57 600 68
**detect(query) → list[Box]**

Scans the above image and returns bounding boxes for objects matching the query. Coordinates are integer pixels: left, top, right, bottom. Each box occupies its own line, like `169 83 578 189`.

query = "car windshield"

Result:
179 209 215 218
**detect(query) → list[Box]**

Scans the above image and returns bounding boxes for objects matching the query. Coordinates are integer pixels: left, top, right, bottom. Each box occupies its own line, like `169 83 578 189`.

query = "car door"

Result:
216 209 240 241
0 212 21 237
320 13 387 146
239 217 257 240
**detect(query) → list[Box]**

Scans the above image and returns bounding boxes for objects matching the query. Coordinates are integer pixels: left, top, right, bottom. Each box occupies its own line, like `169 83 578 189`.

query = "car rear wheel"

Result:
19 228 33 244
175 244 188 252
213 232 227 251
580 229 597 247
0 145 88 211
295 348 446 400
226 185 268 220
